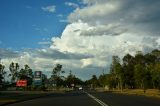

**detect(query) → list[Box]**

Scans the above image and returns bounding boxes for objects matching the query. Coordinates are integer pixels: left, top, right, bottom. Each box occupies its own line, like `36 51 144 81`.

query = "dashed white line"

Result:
84 92 109 106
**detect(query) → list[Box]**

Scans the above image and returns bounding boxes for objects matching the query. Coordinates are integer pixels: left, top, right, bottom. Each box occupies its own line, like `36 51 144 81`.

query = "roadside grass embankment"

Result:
95 88 160 98
114 89 160 98
0 87 73 106
0 90 66 106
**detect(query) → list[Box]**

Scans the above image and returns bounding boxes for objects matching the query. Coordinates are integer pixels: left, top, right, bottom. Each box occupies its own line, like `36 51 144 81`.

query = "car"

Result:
79 87 83 90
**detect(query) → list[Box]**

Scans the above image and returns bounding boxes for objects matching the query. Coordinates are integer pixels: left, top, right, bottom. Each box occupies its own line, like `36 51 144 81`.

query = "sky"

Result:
0 0 76 49
0 0 160 80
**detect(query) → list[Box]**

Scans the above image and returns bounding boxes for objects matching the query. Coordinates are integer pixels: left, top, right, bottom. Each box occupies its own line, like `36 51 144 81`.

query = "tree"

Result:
51 64 64 87
65 70 75 87
111 56 124 91
9 62 19 83
134 52 145 65
107 49 160 91
151 49 160 57
149 63 160 89
144 53 156 65
134 64 150 93
0 63 6 88
19 65 30 79
105 74 117 90
98 74 108 88
65 70 83 88
18 64 33 86
122 54 135 88
108 64 117 89
90 75 99 89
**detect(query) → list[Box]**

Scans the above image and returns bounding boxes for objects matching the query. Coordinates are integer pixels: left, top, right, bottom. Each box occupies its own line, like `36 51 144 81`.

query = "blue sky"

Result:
0 0 78 49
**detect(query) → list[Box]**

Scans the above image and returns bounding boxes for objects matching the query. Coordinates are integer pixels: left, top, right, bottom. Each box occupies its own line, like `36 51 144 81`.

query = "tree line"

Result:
49 64 83 88
0 62 84 90
86 49 160 92
0 62 34 89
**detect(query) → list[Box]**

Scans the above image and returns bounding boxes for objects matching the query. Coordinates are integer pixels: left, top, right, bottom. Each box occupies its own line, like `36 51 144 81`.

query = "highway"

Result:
5 90 160 106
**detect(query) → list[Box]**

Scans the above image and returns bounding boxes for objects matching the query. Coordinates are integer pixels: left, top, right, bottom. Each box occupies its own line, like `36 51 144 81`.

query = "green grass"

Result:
109 89 160 98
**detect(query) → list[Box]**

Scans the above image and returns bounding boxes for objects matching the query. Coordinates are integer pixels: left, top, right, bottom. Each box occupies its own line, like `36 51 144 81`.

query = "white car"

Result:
79 87 83 90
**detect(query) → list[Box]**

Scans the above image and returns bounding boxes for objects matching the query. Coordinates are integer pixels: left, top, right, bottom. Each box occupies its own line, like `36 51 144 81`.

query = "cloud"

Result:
51 33 159 74
1 48 95 79
31 48 93 60
0 48 20 59
68 1 120 23
57 14 63 18
82 0 107 5
41 5 56 13
68 0 160 36
80 24 128 36
59 19 68 23
38 41 51 45
65 2 79 8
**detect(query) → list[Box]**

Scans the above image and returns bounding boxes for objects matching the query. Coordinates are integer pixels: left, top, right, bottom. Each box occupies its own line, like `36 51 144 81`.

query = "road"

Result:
5 90 160 106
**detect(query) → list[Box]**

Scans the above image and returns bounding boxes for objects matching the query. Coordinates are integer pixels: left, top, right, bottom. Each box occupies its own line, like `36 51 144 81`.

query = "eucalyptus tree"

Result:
18 64 33 85
65 70 83 88
9 62 19 83
111 56 124 91
148 63 160 89
89 75 99 89
134 64 149 93
122 54 135 88
98 74 108 88
51 64 65 87
0 63 6 86
134 52 152 92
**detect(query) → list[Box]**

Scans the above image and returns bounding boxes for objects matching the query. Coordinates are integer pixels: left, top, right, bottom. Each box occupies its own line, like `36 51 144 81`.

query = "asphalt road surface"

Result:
5 91 160 106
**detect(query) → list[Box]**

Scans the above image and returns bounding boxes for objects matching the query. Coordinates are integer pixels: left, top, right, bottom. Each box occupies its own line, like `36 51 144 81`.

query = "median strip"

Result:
85 92 109 106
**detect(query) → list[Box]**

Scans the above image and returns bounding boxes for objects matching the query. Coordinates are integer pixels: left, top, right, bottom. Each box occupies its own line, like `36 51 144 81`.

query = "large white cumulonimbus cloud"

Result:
50 0 160 78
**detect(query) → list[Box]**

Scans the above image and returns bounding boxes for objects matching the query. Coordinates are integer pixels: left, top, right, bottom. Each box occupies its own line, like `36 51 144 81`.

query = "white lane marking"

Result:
84 92 109 106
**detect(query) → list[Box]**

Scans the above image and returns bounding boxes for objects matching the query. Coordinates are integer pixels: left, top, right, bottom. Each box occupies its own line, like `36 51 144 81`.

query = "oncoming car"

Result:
79 87 83 90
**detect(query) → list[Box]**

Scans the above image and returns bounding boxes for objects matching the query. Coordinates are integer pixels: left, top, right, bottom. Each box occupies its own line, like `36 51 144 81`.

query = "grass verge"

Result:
0 91 57 106
106 89 160 98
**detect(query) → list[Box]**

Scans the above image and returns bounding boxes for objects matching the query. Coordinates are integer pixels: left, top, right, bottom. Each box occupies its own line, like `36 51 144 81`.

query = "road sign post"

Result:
33 71 42 86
